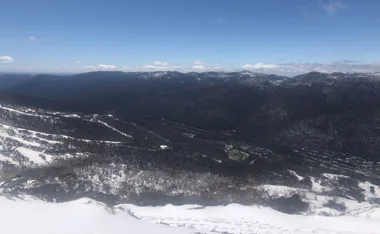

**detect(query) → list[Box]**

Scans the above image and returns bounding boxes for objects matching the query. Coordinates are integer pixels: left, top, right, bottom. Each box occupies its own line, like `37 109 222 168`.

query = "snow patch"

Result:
0 154 18 165
289 170 305 181
0 105 46 118
62 114 81 118
322 173 350 180
160 145 168 150
0 123 121 145
0 196 191 234
311 177 330 193
97 120 133 139
16 147 52 165
259 184 304 198
119 203 380 234
359 181 380 201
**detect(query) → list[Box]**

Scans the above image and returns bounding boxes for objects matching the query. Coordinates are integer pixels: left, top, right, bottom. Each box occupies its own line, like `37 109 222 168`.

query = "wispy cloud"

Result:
0 56 15 63
192 65 206 70
152 61 169 66
142 61 176 70
81 65 96 70
192 60 205 65
143 65 156 69
241 61 380 76
320 0 346 14
6 60 380 76
191 63 224 71
334 60 360 64
80 64 118 70
242 63 279 70
29 36 36 41
98 64 117 70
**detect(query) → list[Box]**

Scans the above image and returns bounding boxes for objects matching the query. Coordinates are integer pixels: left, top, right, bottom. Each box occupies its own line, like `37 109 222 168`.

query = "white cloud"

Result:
0 56 15 63
81 65 96 70
141 61 176 71
121 66 132 71
211 66 223 70
143 65 156 69
29 36 36 41
81 64 117 70
320 1 345 14
153 61 169 66
76 61 80 64
190 61 224 71
192 60 205 65
9 59 379 75
97 64 117 70
192 65 206 70
242 63 279 70
239 61 380 76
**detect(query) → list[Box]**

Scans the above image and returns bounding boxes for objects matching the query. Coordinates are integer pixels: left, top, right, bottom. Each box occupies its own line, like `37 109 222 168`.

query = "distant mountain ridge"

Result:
0 74 33 90
2 71 379 102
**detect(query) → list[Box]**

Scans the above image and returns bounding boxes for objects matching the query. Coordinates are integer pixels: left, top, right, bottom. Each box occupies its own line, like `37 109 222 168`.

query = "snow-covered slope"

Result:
1 195 379 234
120 203 380 234
0 196 192 234
1 101 380 233
0 103 134 169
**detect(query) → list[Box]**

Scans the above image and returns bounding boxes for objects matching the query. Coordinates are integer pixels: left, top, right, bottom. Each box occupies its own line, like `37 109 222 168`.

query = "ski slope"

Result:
0 195 379 234
0 196 192 234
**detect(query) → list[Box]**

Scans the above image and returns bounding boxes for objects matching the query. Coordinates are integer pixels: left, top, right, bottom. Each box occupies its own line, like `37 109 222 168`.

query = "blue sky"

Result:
1 0 380 74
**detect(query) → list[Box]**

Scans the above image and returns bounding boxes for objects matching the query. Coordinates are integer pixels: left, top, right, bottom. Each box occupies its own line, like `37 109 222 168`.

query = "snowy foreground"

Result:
1 196 379 234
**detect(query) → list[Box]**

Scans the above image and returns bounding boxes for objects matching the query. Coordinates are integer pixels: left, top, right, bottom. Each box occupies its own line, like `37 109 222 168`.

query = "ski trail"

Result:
96 120 133 139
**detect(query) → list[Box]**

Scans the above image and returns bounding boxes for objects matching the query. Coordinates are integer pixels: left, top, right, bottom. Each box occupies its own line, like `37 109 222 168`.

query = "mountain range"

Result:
0 71 379 220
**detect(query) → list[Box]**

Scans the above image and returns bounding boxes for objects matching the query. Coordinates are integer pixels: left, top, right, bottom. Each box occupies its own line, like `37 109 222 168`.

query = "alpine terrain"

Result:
0 71 379 234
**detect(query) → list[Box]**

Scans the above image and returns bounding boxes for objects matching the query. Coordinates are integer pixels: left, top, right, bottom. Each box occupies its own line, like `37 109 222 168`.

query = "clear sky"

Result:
1 0 380 74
